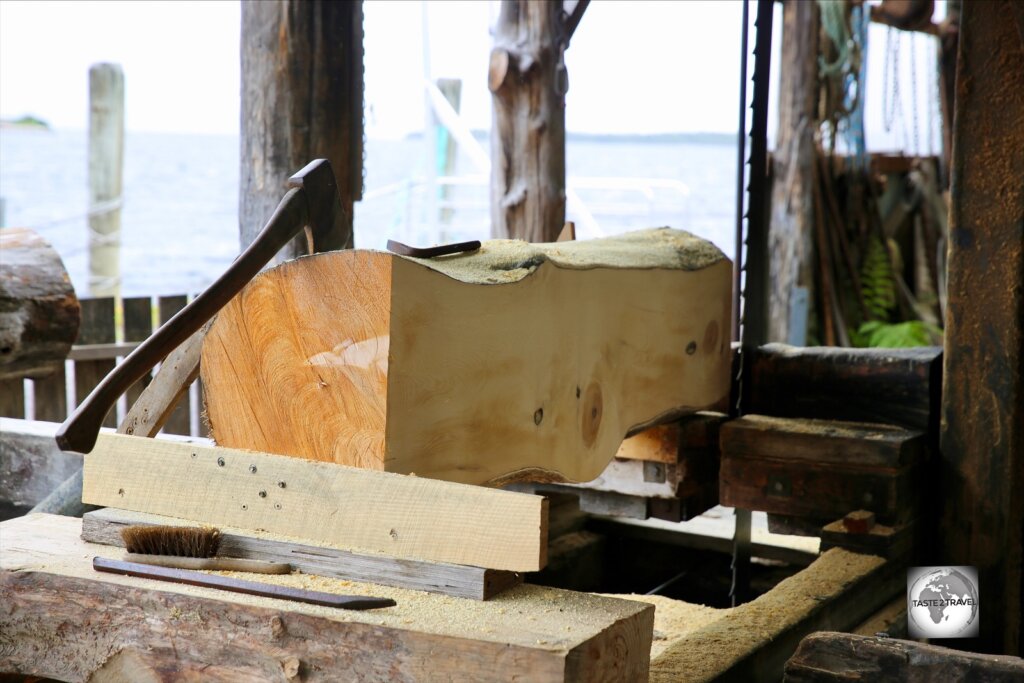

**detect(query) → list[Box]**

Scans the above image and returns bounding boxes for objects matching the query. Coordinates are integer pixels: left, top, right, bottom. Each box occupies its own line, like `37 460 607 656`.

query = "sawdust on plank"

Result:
400 228 727 284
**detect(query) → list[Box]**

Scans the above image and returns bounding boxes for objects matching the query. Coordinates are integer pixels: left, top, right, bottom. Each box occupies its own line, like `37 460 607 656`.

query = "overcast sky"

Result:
0 0 942 153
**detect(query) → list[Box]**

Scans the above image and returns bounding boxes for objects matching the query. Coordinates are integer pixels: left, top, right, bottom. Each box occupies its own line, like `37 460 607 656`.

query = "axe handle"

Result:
55 187 309 455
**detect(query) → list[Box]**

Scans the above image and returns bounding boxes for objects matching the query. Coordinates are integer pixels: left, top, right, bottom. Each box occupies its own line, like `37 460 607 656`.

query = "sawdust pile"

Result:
648 548 885 682
402 228 727 284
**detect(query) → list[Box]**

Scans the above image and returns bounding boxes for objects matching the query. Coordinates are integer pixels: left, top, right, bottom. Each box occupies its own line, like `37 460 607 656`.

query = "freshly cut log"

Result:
0 228 80 380
202 228 732 486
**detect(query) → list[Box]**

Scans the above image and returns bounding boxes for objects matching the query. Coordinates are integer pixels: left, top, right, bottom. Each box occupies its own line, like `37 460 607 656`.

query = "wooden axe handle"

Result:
55 187 309 454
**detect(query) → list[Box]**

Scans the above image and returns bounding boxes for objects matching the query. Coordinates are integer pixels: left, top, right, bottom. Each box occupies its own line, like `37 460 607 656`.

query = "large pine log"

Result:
201 228 732 486
0 227 80 380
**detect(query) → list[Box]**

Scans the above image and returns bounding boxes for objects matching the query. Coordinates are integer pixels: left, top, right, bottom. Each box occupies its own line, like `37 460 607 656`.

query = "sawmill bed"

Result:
1 513 901 682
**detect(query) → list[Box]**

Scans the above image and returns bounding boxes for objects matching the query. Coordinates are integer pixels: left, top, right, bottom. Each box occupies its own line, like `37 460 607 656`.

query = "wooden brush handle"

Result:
93 557 396 610
123 554 292 574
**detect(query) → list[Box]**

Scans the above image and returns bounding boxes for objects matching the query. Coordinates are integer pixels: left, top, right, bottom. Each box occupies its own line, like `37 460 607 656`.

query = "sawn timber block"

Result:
719 416 924 523
201 228 732 486
81 433 548 572
0 514 654 683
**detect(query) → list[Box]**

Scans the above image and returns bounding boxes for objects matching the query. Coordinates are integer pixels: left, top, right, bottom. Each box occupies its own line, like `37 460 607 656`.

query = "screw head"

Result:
259 490 267 498
686 341 697 355
277 481 286 489
217 457 225 467
534 408 544 425
249 464 258 474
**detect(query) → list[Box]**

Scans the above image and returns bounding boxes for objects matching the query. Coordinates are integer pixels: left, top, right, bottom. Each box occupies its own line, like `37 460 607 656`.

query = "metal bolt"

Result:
258 490 267 498
686 341 697 355
217 457 225 467
774 481 784 492
534 408 544 425
277 481 286 489
249 464 257 474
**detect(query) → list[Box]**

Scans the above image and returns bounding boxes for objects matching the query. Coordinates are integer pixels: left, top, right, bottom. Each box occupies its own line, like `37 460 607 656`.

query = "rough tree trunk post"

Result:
489 0 566 243
88 63 124 299
240 0 362 260
767 1 818 343
939 0 1024 655
0 228 80 381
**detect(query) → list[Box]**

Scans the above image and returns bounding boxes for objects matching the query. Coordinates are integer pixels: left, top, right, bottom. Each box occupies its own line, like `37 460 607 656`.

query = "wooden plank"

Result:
74 297 116 429
0 513 652 682
939 0 1024 655
745 344 942 432
157 295 190 435
0 418 82 507
82 508 521 601
784 632 1024 682
649 548 901 683
81 432 548 572
720 415 925 468
122 295 153 414
819 517 913 561
201 229 732 486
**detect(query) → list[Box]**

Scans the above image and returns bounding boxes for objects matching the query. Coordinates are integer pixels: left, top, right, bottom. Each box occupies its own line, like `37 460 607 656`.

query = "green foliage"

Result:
854 320 942 348
860 236 897 321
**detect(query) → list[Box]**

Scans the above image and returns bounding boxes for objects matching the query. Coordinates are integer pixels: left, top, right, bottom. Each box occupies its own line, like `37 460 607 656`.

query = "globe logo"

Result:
907 566 980 638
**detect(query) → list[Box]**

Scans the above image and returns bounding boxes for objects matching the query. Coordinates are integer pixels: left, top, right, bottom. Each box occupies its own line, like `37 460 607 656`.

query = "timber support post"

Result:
938 0 1024 655
88 63 124 299
489 0 567 242
767 1 818 344
240 0 363 260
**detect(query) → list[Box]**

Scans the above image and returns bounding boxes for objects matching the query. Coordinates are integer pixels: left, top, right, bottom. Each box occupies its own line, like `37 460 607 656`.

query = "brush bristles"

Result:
121 525 220 558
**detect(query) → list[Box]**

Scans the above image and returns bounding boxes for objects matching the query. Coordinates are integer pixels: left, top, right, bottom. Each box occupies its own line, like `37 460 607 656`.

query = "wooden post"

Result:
767 1 818 343
939 0 1024 655
239 0 362 260
489 0 566 242
88 63 124 299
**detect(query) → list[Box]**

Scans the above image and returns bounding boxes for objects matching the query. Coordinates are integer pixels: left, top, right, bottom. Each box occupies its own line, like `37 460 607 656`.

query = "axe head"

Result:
288 159 354 255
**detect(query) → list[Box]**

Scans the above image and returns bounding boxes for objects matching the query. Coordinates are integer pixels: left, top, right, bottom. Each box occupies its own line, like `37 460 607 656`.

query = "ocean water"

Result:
0 127 738 297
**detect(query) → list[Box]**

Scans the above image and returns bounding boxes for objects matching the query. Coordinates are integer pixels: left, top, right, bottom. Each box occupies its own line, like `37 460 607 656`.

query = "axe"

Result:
55 159 351 455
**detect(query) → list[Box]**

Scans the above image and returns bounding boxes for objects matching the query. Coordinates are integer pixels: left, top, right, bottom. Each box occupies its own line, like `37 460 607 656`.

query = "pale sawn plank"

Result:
81 432 548 572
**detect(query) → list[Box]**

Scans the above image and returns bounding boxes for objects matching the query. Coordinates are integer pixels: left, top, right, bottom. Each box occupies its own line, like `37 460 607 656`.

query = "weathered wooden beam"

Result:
720 416 923 523
489 0 565 241
81 433 549 572
0 514 654 683
745 343 942 432
649 548 901 683
240 0 362 261
767 0 818 343
201 229 732 486
0 228 80 381
82 508 521 601
938 0 1024 655
784 632 1024 682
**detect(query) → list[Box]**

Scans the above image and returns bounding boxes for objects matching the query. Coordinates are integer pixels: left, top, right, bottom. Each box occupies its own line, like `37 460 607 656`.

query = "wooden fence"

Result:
0 295 207 438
